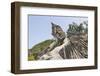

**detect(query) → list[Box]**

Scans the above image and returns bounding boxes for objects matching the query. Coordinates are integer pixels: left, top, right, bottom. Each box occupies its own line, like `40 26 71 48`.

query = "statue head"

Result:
51 22 65 41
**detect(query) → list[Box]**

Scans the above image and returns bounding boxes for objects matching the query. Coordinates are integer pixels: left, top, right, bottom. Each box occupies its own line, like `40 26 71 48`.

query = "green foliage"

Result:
31 39 54 53
28 39 54 61
67 21 88 34
28 54 35 61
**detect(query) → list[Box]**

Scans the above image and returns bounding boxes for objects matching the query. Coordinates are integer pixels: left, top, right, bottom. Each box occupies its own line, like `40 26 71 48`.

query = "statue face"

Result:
51 22 65 40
